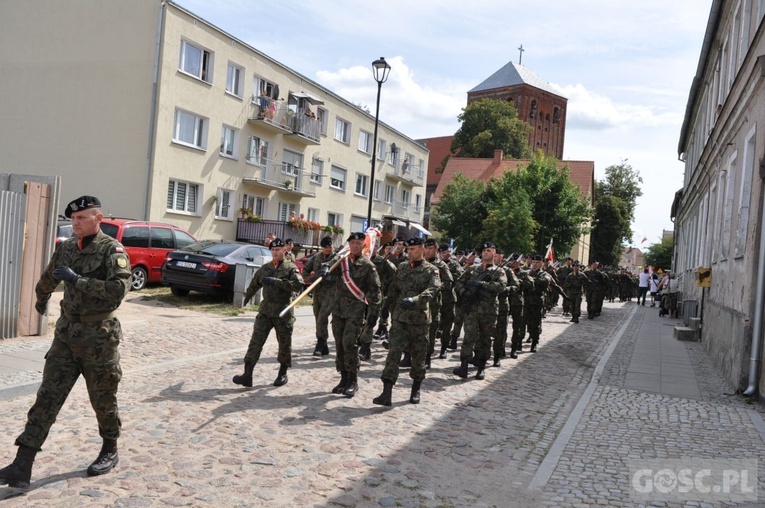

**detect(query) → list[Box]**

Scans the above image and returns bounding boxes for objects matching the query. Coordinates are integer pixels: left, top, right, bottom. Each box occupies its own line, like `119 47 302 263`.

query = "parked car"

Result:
55 217 74 249
99 218 197 290
161 240 272 300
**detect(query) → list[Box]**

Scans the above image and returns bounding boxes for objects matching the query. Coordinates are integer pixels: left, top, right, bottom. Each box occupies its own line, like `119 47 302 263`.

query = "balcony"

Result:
242 157 316 197
249 96 293 134
236 219 318 246
384 160 425 187
391 200 415 221
289 112 321 145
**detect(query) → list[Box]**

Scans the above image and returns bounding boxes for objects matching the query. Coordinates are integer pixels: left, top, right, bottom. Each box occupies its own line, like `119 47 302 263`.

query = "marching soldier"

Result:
360 242 396 360
424 239 453 368
492 248 510 366
584 261 608 319
234 238 304 388
438 244 462 358
301 236 338 357
453 242 506 380
562 261 588 323
557 258 574 315
508 257 532 358
330 233 382 397
373 238 440 406
526 255 566 352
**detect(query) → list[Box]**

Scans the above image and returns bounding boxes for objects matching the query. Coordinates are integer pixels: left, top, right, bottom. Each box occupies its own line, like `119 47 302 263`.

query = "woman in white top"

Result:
649 274 660 307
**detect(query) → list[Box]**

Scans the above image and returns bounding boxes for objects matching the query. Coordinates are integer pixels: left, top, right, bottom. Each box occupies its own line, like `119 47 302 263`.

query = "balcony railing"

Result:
249 96 293 133
391 200 413 220
385 160 425 187
242 157 315 197
290 112 321 144
236 219 334 247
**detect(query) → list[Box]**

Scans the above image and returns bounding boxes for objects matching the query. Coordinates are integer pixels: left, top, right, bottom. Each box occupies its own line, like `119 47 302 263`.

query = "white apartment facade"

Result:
0 0 428 243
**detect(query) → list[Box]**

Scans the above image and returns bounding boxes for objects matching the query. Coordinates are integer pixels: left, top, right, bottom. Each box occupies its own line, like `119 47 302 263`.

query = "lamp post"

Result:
366 57 391 229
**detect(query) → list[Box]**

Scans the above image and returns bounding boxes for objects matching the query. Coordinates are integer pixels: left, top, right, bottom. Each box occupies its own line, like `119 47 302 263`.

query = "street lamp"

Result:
366 57 391 229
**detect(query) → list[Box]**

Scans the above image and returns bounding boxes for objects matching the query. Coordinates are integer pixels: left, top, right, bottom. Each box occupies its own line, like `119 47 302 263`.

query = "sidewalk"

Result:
0 295 762 507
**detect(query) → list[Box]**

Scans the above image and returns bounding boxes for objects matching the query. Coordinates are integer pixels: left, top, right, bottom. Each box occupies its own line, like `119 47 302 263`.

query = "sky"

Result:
176 0 712 248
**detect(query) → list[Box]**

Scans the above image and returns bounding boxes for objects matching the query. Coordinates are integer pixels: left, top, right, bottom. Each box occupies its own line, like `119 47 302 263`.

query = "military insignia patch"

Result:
116 257 128 268
70 203 78 212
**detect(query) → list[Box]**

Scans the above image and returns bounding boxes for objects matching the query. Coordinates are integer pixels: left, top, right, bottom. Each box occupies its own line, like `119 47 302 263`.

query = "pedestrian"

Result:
284 238 296 263
330 232 382 397
637 267 650 306
666 273 679 318
0 196 132 490
649 273 660 307
373 237 441 406
301 236 338 357
234 238 304 388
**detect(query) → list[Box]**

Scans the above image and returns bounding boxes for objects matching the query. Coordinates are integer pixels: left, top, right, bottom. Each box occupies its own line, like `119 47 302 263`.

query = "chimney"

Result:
493 149 503 164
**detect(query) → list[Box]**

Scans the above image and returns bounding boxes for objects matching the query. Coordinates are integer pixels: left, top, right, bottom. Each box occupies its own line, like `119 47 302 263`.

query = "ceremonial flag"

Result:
545 238 555 263
362 227 382 259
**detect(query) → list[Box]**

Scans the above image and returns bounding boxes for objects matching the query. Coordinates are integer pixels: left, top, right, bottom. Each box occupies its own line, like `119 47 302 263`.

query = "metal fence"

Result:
0 191 25 339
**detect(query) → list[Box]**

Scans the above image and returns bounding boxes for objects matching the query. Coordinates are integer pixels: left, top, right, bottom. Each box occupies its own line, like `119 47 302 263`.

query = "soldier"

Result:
453 242 506 380
301 236 338 357
234 238 304 388
0 196 132 489
526 255 566 353
360 242 396 360
562 261 588 323
330 233 382 397
508 257 532 358
373 237 440 406
373 241 396 342
557 258 574 315
438 244 462 358
584 261 607 319
423 239 453 368
492 248 510 366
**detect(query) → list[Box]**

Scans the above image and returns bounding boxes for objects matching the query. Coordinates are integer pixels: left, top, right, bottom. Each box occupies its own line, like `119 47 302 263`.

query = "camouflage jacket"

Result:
427 256 455 304
583 269 608 294
333 255 382 319
506 268 526 306
388 259 441 325
370 254 397 295
455 263 507 315
562 271 589 295
36 230 132 320
301 252 339 295
526 268 553 306
557 265 573 285
245 259 304 317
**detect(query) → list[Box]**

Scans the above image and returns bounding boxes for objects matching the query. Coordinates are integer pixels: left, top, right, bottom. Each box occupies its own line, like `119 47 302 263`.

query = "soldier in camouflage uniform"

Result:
374 238 406 340
330 232 381 397
526 255 567 352
373 237 440 406
438 244 462 358
557 258 573 315
360 241 396 360
234 238 304 388
584 261 607 319
301 236 338 357
562 261 588 323
453 242 507 380
448 249 473 350
492 248 510 366
423 239 453 368
0 196 131 490
508 258 532 358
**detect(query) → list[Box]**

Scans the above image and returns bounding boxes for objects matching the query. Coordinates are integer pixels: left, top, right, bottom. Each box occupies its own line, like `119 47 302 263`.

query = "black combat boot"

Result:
312 340 324 357
372 380 394 406
359 343 372 361
343 372 359 397
452 358 469 379
410 380 422 404
530 340 538 353
493 354 501 367
232 363 255 387
374 324 388 340
448 335 458 350
573 315 580 323
273 365 288 386
399 352 412 368
525 336 533 343
438 343 448 359
509 348 518 359
0 445 37 489
87 439 118 476
332 371 349 394
475 360 487 380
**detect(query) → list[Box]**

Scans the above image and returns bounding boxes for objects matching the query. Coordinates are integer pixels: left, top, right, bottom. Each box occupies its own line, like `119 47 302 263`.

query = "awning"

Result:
410 223 432 236
291 92 324 105
391 219 407 227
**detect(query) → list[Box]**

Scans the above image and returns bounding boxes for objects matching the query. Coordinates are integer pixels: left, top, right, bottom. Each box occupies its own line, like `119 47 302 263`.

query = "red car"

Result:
100 218 197 290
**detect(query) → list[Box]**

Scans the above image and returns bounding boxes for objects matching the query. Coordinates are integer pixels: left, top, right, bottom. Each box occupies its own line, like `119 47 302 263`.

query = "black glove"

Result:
366 314 378 330
399 297 416 310
466 279 484 288
52 266 80 285
35 301 47 316
317 266 329 278
262 277 278 287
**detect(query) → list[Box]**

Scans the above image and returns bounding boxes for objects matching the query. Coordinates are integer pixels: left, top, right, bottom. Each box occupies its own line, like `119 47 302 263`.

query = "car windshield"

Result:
183 241 242 257
58 224 73 237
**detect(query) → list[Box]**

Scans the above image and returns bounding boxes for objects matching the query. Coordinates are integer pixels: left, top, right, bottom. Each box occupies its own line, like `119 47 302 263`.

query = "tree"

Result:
643 236 674 272
589 194 628 266
431 174 489 249
598 160 643 236
483 171 537 253
450 99 532 159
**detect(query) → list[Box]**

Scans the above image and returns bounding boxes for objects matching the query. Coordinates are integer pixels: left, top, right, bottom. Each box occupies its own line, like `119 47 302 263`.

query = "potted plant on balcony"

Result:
239 207 251 219
283 180 293 190
245 214 262 223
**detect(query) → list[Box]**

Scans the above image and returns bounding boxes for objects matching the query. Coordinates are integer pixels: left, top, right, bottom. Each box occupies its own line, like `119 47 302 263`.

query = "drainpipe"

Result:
744 178 765 396
143 1 166 221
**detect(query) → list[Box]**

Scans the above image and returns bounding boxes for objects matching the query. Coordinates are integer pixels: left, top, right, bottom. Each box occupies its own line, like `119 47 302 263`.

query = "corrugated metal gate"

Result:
0 191 26 339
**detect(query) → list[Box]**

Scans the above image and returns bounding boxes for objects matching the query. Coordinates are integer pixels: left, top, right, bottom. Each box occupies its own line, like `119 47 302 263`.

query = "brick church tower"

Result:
467 61 567 159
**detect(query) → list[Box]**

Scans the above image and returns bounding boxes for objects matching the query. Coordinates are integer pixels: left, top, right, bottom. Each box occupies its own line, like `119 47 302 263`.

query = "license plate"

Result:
176 261 196 269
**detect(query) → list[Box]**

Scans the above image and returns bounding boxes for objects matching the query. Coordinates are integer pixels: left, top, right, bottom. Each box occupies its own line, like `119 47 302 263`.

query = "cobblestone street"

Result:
0 293 763 507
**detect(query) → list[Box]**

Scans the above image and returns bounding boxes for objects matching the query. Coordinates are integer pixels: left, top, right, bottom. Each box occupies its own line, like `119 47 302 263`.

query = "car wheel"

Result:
131 266 148 291
170 286 190 297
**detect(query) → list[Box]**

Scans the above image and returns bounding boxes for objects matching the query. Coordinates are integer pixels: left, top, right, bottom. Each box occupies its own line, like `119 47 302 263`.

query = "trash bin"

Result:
233 264 261 308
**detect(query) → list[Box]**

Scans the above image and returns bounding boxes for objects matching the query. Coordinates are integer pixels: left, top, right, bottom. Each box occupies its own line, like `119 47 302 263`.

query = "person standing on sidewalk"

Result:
234 238 304 388
330 233 381 397
0 196 132 490
301 236 338 357
373 237 441 406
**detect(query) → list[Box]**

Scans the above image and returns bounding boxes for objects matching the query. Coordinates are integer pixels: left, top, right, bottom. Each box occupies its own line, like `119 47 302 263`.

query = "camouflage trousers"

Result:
461 312 496 363
331 314 364 374
451 304 465 339
569 293 583 317
493 303 509 356
311 289 334 345
381 321 429 383
427 308 441 357
379 296 391 328
510 303 525 351
525 304 544 343
439 300 455 349
586 291 605 315
562 294 571 314
244 312 294 367
17 318 123 451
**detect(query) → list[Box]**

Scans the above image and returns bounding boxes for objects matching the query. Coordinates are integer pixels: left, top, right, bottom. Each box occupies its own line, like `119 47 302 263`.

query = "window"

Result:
735 126 756 258
242 194 265 217
167 179 200 214
252 76 277 100
384 184 395 204
330 165 346 191
282 150 303 177
179 39 213 83
316 107 328 136
358 130 372 153
220 125 237 157
174 109 207 149
415 194 422 211
378 139 387 161
417 158 425 177
151 227 175 249
355 174 369 197
307 208 319 222
401 189 410 207
226 62 244 97
388 143 399 166
311 157 323 184
373 180 381 201
327 212 342 228
174 230 196 249
215 189 234 220
278 202 297 221
247 136 269 166
121 227 149 248
334 117 351 144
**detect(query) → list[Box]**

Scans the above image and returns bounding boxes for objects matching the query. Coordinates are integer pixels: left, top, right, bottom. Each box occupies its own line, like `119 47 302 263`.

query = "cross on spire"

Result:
518 44 524 65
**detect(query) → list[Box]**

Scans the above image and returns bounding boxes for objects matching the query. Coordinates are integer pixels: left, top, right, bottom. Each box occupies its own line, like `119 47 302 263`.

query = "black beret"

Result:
285 238 294 244
573 261 581 266
393 236 405 243
405 237 423 246
532 255 543 261
455 249 465 255
320 236 333 247
65 195 101 218
495 247 503 255
269 238 285 248
381 241 393 248
423 238 437 247
477 241 495 252
347 232 366 241
438 244 449 252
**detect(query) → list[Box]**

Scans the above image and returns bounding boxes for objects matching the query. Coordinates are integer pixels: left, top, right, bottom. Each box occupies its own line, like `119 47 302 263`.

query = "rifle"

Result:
278 245 349 317
460 255 513 311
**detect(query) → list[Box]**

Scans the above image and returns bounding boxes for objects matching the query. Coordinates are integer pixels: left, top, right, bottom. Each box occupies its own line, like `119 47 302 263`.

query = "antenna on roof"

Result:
518 44 524 65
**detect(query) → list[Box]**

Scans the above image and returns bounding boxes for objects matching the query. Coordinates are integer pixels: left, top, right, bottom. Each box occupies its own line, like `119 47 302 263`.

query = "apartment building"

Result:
0 0 428 244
